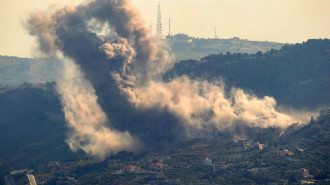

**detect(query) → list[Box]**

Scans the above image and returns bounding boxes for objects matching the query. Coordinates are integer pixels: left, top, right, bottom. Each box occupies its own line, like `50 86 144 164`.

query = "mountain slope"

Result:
165 39 330 109
0 83 82 173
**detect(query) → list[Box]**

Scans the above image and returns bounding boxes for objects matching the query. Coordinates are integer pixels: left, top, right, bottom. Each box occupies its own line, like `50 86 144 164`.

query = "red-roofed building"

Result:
150 162 168 169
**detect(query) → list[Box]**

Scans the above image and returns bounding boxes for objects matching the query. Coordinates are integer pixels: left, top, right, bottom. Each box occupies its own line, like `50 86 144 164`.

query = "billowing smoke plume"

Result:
27 0 301 158
115 76 295 131
27 12 57 56
56 58 140 159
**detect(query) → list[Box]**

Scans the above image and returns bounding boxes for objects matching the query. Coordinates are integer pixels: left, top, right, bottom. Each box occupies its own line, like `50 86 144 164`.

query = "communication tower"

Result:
157 1 162 35
214 27 218 39
168 18 171 36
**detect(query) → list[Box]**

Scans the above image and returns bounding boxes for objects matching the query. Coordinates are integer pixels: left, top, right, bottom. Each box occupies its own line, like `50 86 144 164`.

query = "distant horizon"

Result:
160 33 329 44
1 37 328 59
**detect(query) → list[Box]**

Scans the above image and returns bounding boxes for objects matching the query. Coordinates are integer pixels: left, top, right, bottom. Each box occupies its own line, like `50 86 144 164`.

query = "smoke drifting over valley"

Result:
27 0 302 158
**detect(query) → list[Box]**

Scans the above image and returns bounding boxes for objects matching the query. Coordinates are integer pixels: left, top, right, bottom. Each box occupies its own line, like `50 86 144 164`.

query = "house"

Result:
150 162 168 169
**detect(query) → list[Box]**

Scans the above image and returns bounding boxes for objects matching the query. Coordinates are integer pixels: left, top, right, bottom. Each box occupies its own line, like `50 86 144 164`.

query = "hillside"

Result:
0 36 283 85
166 34 284 60
0 56 62 85
8 109 328 185
0 83 83 175
0 39 329 184
165 39 330 109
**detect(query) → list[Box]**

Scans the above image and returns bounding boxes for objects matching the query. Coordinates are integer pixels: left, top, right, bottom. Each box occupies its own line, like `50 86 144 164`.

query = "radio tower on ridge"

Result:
168 18 171 36
215 27 218 39
157 1 162 35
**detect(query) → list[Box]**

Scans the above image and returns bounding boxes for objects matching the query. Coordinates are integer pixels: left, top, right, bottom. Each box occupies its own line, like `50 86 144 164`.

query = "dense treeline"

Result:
165 39 330 109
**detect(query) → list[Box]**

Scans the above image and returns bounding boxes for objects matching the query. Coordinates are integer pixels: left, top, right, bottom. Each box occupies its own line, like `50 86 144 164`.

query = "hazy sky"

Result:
0 0 329 58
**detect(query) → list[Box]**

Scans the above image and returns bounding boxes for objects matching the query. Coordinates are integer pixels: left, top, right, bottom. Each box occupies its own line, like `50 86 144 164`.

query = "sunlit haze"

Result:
0 0 329 58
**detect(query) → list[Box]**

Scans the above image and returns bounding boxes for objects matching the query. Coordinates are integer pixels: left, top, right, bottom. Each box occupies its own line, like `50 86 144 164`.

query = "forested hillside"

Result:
165 39 330 109
0 83 82 174
0 39 328 180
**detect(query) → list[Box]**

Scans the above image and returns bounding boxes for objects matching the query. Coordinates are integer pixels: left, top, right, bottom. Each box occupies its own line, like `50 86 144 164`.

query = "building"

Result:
150 162 168 169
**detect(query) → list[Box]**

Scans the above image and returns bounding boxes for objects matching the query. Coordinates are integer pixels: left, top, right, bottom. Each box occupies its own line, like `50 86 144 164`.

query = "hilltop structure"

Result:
165 33 284 60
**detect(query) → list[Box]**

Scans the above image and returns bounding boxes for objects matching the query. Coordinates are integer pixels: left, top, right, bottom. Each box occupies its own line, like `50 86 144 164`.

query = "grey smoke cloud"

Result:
57 58 140 159
114 75 296 132
27 0 302 158
27 12 57 56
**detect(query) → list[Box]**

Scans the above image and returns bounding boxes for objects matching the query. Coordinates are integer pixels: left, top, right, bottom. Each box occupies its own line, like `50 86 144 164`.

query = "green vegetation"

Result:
166 39 330 109
28 109 328 184
0 39 329 184
0 83 84 173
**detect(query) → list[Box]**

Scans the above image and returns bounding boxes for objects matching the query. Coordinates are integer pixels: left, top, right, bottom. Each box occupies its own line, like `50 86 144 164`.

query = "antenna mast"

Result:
168 18 171 36
157 1 162 35
214 27 218 39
